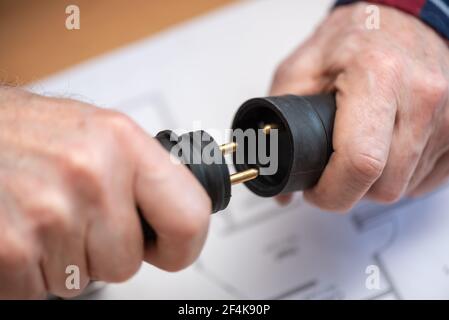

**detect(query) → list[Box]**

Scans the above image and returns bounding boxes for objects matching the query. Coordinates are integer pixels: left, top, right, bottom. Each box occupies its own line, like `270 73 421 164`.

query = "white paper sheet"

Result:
30 0 449 299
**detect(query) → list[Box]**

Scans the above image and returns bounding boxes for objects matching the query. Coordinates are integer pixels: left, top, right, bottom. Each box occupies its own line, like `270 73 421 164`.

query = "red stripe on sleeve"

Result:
367 0 426 16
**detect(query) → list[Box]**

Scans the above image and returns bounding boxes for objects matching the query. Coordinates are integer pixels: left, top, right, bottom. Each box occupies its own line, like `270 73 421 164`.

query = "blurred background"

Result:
0 0 234 85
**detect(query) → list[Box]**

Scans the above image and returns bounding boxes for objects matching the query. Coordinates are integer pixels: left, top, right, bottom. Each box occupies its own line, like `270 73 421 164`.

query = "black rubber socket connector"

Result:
232 94 336 197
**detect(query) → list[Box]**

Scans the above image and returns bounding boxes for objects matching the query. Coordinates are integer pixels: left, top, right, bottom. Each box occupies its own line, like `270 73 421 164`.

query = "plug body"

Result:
140 130 231 241
155 130 231 212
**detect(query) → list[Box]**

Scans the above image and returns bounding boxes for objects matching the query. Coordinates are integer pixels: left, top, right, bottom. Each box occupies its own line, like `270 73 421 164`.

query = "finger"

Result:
369 66 448 201
303 58 397 211
5 169 90 298
38 200 90 298
0 220 46 299
0 172 46 299
275 194 293 205
407 118 449 193
86 166 144 283
270 38 330 96
409 151 449 196
135 137 211 272
0 152 91 298
367 101 426 202
85 116 145 283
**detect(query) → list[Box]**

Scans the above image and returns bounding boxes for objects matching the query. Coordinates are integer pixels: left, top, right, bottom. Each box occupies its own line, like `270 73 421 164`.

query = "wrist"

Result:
334 0 449 41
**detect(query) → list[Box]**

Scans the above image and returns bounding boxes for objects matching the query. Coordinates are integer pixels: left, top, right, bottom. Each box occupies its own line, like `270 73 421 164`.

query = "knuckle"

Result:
369 149 419 204
347 151 386 185
3 175 73 233
31 206 71 233
59 143 97 177
0 239 36 272
407 146 422 166
95 110 139 139
25 190 72 232
415 71 448 106
342 31 365 51
359 49 403 81
57 144 105 202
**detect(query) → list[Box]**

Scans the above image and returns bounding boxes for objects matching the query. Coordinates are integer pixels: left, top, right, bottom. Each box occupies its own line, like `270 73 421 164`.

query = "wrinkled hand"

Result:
272 3 449 211
0 87 211 298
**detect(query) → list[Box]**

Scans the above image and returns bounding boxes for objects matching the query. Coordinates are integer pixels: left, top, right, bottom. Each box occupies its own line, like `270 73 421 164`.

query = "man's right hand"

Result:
0 87 211 299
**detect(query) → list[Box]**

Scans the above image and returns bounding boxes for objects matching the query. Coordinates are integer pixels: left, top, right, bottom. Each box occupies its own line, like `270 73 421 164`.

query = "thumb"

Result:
270 39 330 96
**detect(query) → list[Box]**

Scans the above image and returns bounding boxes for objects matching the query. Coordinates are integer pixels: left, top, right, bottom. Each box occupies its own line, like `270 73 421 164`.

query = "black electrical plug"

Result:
231 94 336 197
139 129 257 241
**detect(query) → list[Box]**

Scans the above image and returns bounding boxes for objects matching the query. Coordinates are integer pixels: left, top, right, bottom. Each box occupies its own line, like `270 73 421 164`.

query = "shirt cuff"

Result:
334 0 449 40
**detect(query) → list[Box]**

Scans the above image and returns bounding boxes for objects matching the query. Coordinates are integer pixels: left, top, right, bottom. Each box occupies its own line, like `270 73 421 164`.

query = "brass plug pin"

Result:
230 168 259 185
262 124 277 135
219 141 258 184
219 142 238 155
